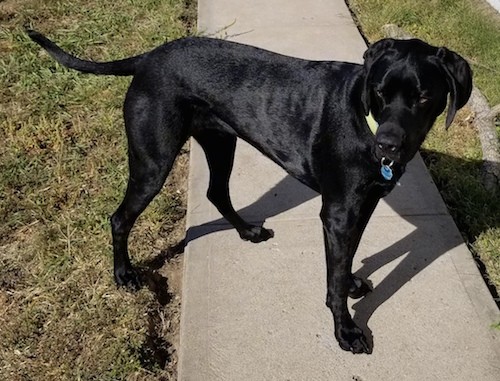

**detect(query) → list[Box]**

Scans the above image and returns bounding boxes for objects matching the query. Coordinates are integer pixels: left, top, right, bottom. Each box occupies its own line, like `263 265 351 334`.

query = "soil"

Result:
144 145 189 379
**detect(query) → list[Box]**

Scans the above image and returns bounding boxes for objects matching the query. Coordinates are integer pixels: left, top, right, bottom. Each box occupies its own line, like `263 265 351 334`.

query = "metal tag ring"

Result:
381 157 394 168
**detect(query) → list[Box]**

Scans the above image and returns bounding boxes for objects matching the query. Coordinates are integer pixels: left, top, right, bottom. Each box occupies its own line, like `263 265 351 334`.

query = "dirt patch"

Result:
137 145 189 379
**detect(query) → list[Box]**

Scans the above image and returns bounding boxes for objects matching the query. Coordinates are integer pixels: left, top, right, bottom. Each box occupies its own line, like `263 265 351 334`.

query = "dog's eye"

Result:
419 95 430 104
374 89 385 102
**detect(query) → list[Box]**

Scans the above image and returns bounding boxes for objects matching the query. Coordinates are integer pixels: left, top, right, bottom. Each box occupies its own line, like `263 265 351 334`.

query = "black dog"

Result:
27 30 472 354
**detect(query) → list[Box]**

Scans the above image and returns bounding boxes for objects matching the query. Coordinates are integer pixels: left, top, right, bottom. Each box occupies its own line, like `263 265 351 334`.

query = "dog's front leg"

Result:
320 199 371 354
346 187 386 299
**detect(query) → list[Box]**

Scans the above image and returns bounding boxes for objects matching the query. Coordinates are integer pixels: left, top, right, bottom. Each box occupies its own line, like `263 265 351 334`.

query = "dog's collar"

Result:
365 112 395 180
365 111 379 135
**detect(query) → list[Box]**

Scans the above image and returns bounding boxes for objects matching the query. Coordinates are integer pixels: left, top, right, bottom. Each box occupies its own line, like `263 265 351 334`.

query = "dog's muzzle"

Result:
374 121 406 162
375 132 402 160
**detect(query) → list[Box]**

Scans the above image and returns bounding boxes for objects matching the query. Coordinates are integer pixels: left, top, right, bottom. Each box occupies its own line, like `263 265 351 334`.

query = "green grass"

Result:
347 0 500 293
348 0 500 105
0 0 195 379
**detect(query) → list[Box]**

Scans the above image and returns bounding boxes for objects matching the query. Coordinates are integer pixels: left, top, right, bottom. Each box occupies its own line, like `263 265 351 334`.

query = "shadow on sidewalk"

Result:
351 151 500 347
350 208 464 348
183 151 499 349
185 174 318 241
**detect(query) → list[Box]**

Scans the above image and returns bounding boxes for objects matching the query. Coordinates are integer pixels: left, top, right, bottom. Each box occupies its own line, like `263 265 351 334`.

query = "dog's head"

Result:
361 38 472 164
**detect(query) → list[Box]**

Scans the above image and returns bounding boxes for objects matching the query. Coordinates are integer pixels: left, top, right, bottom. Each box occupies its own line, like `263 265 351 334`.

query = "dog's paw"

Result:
114 266 142 291
239 226 274 243
348 276 372 299
336 323 371 354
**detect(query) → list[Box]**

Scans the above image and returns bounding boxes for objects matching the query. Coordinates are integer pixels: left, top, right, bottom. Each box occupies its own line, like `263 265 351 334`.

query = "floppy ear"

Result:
436 47 473 129
361 39 395 115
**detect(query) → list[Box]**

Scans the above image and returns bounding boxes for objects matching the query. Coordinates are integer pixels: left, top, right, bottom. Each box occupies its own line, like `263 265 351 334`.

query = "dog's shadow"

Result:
182 151 499 350
349 184 464 348
185 174 318 241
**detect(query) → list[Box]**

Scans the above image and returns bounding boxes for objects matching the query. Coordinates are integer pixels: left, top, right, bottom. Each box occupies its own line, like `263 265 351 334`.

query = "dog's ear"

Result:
361 39 395 115
436 47 473 129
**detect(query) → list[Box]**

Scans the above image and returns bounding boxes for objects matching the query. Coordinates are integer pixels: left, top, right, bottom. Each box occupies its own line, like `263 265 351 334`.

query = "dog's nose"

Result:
375 131 402 156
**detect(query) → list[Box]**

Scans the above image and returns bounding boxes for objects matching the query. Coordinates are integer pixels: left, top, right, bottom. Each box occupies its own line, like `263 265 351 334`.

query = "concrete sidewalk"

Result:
178 1 500 379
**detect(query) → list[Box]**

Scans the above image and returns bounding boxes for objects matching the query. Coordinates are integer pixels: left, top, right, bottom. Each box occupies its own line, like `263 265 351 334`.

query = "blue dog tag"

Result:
380 158 394 181
381 165 393 180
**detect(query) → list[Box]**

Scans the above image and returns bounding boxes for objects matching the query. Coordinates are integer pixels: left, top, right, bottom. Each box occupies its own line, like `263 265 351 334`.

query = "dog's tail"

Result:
27 29 142 76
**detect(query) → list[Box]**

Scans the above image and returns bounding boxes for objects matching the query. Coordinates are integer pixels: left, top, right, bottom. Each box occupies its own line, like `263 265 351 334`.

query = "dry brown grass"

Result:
0 0 196 379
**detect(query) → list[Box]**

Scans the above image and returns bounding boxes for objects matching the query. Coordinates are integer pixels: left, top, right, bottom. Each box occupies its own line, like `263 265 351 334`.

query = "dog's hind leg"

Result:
111 95 187 289
111 163 170 289
194 130 274 243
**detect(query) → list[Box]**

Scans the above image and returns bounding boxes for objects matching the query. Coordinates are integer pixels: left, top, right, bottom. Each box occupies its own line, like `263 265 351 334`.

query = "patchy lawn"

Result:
0 0 195 379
